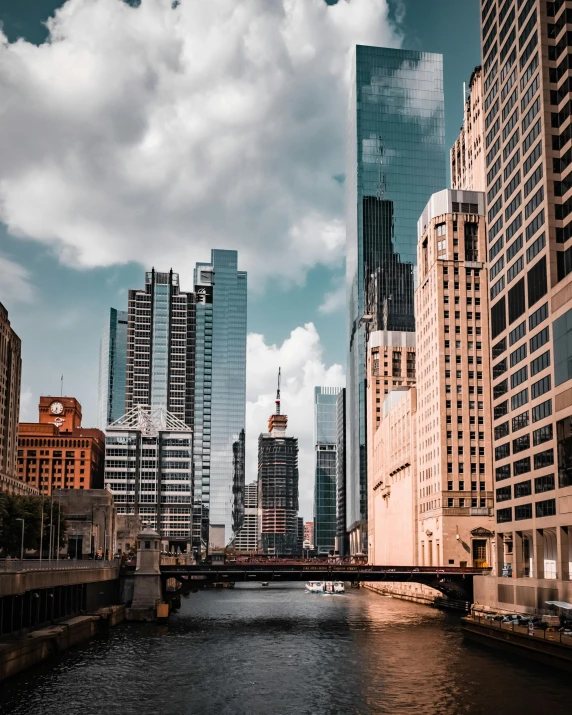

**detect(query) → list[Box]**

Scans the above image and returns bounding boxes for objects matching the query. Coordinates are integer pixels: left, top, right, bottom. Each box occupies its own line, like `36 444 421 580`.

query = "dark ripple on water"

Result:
0 585 570 715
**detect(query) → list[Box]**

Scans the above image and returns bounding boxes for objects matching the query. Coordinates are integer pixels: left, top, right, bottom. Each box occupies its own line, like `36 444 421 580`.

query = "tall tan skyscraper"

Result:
478 0 572 610
0 301 28 495
415 189 494 567
451 66 486 191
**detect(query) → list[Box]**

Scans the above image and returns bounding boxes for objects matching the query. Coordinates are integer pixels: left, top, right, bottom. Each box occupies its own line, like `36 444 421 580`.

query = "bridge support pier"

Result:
126 527 164 622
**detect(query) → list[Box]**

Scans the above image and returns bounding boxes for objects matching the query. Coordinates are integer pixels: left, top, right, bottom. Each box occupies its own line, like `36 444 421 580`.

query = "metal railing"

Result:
468 613 572 648
0 558 120 573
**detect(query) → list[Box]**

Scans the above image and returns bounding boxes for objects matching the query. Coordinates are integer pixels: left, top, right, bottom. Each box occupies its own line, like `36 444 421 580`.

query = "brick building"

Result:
17 397 105 495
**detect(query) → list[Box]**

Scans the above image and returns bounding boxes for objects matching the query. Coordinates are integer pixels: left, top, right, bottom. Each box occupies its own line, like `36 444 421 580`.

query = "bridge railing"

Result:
0 558 120 573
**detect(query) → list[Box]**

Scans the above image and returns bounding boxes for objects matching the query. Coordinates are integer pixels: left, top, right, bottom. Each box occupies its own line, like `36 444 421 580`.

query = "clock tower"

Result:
38 396 82 432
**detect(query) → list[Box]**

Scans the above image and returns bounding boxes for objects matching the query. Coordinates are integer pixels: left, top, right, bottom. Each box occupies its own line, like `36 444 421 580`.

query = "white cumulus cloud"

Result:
0 254 35 304
246 322 345 521
0 0 401 287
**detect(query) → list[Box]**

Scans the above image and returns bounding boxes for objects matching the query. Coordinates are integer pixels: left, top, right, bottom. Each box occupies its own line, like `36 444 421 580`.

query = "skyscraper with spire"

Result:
258 369 299 556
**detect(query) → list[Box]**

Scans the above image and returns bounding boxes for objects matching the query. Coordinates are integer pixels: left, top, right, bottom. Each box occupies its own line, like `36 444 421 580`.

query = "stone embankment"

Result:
0 605 125 681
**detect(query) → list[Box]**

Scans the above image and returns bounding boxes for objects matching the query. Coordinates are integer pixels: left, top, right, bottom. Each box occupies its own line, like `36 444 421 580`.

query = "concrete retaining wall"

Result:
364 581 439 606
0 606 125 682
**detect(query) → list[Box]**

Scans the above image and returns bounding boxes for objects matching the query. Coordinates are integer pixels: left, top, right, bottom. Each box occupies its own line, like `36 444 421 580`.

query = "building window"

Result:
515 504 533 520
514 480 532 499
497 507 512 523
534 474 555 494
554 307 572 386
535 499 556 518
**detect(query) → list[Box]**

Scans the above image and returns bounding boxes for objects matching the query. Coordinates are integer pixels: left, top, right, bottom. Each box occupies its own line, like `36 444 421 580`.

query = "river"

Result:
0 584 569 715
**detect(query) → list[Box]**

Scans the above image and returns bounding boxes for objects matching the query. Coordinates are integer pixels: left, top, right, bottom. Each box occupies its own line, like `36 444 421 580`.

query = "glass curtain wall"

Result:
97 308 128 429
346 46 446 552
314 387 342 554
193 250 247 550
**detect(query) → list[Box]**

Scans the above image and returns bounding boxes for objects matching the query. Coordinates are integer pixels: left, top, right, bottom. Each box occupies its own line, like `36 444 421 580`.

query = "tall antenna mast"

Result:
276 367 281 415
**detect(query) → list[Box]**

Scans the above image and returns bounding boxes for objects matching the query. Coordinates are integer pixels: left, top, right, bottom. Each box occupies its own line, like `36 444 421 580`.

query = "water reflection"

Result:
0 585 569 715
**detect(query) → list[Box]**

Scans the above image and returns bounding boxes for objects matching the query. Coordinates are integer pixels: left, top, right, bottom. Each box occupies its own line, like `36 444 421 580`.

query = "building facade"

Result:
366 331 416 436
335 388 348 555
193 250 247 550
17 397 105 494
104 405 193 551
303 521 314 550
346 45 446 554
314 386 343 555
475 0 572 611
0 301 22 493
125 269 195 426
416 189 495 567
258 391 299 556
368 387 418 565
451 66 486 192
97 308 128 429
54 488 116 559
232 480 258 553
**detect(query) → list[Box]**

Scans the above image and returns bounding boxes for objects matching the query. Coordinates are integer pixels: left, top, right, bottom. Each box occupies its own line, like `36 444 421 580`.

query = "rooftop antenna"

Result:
275 367 281 415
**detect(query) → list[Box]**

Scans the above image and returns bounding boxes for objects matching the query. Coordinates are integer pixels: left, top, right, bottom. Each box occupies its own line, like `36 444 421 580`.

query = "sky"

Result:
0 0 481 522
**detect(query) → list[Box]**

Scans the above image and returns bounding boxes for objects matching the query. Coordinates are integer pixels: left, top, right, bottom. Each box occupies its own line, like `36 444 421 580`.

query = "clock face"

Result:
50 401 64 415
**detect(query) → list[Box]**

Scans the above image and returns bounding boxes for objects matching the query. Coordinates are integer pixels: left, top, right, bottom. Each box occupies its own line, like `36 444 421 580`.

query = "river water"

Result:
0 585 570 715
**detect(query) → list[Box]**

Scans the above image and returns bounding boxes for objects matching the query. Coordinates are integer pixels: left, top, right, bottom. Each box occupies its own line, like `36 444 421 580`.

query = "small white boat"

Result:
305 581 345 594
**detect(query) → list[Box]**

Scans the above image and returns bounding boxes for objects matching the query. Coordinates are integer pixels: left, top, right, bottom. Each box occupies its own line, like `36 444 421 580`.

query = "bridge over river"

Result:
156 562 491 602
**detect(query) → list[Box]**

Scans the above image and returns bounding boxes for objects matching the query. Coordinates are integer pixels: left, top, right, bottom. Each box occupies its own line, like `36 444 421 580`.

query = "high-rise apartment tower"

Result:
346 46 446 554
479 0 572 609
125 269 195 426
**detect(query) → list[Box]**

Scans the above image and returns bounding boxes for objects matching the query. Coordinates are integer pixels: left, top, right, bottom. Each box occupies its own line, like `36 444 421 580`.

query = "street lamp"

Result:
16 518 24 561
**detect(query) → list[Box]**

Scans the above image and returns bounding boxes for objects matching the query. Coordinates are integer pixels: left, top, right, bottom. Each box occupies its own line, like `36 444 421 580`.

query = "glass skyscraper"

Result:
346 46 446 553
193 250 247 550
314 386 342 555
97 308 128 429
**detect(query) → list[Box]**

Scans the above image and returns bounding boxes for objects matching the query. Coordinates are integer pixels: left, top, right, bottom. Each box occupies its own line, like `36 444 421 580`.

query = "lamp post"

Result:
16 518 24 561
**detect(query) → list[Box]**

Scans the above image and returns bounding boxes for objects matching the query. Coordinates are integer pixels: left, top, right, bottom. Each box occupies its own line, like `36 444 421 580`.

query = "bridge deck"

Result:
158 563 489 583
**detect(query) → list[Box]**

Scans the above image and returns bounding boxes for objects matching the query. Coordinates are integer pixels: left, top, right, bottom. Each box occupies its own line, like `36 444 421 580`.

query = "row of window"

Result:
497 499 557 523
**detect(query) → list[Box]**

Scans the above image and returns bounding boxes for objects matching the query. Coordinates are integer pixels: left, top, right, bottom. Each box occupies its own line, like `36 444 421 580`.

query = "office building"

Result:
232 480 258 553
193 250 247 550
366 331 416 435
297 517 304 556
416 189 494 566
303 521 314 550
125 269 195 426
258 376 299 556
104 405 193 551
451 66 486 191
0 301 31 495
335 388 348 555
346 45 446 554
368 387 418 565
314 386 343 555
97 308 128 429
366 331 416 563
17 397 105 494
476 0 572 610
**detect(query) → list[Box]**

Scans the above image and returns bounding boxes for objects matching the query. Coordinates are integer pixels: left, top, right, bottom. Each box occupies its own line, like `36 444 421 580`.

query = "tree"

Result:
0 493 67 557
